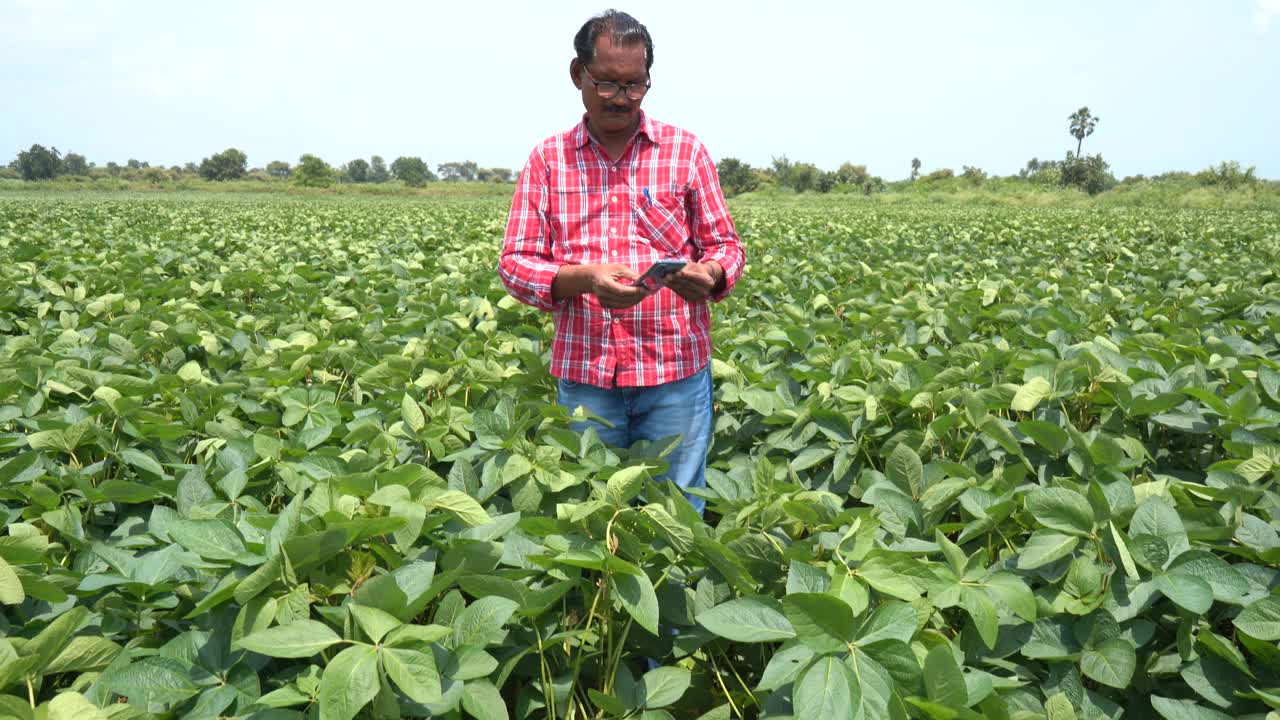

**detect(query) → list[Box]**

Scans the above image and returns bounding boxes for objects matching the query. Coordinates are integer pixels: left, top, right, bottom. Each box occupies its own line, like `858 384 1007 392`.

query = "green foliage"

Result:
369 155 390 183
198 147 248 181
1 194 1280 718
391 156 434 187
1069 106 1100 156
343 158 369 183
15 144 62 180
716 157 759 198
437 161 478 182
266 160 291 179
1195 161 1258 190
295 154 334 187
1061 152 1116 195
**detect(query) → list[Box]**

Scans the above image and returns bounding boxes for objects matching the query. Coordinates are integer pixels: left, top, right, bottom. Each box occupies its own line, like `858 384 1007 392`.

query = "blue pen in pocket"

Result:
642 187 652 206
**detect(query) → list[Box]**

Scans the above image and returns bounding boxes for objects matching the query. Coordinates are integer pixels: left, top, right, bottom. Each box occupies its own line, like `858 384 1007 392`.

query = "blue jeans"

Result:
557 365 712 515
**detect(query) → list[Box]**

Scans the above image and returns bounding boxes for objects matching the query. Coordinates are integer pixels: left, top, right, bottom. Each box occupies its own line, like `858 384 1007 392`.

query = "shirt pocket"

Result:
549 170 597 257
634 182 691 257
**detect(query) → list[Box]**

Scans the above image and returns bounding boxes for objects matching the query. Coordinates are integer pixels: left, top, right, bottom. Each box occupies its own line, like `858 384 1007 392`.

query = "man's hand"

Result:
665 261 724 303
553 263 648 309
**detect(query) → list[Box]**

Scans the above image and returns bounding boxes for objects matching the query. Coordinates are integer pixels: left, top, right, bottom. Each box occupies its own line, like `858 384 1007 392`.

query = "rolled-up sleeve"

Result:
498 147 562 311
688 143 745 302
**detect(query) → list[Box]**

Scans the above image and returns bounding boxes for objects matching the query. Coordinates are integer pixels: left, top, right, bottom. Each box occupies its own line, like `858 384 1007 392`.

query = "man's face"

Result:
571 36 648 138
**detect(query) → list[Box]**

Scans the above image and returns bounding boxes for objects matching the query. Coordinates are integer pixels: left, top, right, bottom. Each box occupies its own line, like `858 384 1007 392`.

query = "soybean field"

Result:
1 193 1280 720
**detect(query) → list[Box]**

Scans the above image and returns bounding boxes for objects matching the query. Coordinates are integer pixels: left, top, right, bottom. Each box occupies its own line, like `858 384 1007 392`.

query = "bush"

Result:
1194 161 1258 189
1060 152 1115 195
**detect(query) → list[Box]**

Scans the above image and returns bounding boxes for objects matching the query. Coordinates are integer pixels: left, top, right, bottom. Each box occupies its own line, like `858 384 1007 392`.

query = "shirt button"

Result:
609 227 616 234
610 196 617 203
610 250 617 257
613 317 622 323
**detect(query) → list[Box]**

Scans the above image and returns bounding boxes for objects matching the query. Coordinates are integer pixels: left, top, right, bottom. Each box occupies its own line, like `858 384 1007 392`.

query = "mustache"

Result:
603 105 632 113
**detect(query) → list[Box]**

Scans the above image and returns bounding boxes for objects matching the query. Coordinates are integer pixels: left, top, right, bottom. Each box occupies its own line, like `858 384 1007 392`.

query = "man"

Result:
498 10 745 514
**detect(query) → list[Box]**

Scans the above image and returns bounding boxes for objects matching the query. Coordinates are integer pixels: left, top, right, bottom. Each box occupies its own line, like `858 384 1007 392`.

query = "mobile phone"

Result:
633 259 687 288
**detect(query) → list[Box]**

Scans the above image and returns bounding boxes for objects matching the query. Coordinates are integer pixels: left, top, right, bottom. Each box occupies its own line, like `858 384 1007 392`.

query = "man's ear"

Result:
569 58 583 89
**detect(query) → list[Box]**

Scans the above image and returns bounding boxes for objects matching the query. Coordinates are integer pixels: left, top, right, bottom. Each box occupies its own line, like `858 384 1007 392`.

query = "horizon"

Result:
2 1 1278 180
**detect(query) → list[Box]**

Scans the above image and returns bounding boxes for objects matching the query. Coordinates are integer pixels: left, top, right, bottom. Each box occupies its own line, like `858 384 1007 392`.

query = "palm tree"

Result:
911 157 921 181
1068 107 1099 156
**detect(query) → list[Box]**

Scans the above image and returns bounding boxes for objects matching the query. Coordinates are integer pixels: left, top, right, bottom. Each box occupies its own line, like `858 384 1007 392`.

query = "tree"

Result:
961 166 987 185
715 158 758 197
294 154 334 187
369 155 390 183
199 148 248 181
392 156 433 187
437 161 478 182
105 161 122 177
266 160 291 179
911 157 921 181
344 158 370 183
16 144 61 180
1060 151 1114 195
477 167 513 183
1068 106 1099 156
62 153 90 176
833 162 870 188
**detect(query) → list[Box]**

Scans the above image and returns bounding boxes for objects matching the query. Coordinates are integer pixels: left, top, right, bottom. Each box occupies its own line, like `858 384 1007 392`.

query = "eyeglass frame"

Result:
580 68 652 101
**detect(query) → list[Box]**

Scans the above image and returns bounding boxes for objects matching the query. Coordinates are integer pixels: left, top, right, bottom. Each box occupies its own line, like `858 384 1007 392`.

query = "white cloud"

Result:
1255 0 1280 32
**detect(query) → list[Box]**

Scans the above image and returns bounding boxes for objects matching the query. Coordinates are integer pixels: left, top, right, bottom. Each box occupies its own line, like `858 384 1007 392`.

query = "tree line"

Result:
6 108 1265 197
2 146 513 188
713 106 1263 198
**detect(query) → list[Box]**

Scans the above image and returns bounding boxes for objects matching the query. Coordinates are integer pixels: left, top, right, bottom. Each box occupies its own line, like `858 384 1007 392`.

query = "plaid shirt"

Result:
499 112 745 388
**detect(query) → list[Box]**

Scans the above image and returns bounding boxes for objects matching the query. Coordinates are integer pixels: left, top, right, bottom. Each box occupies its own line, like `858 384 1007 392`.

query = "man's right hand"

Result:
553 264 649 308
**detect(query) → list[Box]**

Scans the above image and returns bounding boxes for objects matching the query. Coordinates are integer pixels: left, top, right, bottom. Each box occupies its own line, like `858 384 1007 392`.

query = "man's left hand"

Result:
665 261 724 303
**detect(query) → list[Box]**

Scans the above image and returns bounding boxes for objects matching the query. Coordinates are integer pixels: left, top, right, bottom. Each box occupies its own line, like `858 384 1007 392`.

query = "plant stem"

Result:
533 620 557 719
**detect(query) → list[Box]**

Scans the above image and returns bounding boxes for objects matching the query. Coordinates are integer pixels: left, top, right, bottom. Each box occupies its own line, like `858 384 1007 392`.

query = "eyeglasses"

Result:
581 68 651 101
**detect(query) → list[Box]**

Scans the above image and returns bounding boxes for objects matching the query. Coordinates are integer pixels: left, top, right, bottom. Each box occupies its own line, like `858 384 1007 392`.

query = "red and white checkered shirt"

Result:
499 112 745 388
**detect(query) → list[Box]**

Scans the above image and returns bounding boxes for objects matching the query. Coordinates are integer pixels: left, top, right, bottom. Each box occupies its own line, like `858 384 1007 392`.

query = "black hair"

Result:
574 9 653 73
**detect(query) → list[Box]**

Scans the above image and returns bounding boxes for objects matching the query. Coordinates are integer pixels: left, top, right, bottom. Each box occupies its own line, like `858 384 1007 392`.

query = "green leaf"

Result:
1150 695 1233 720
1155 572 1214 615
614 570 660 636
104 655 199 706
886 443 924 496
640 666 691 709
43 636 122 675
167 519 246 561
1044 692 1078 720
1026 487 1095 536
923 644 968 707
461 679 508 720
0 556 23 605
451 596 519 647
793 656 859 719
782 593 856 654
960 586 998 650
234 620 343 658
1129 498 1190 560
402 393 425 433
1080 636 1136 689
45 691 107 720
423 489 490 527
318 645 379 720
1017 530 1079 569
350 604 402 644
382 647 442 705
1169 551 1250 604
1234 596 1280 640
854 601 918 645
607 464 652 506
697 597 796 642
1017 420 1069 455
1011 376 1053 412
119 447 166 478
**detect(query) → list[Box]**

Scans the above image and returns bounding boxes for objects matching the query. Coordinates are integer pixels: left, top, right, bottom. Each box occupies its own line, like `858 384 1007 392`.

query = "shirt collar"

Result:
573 111 659 150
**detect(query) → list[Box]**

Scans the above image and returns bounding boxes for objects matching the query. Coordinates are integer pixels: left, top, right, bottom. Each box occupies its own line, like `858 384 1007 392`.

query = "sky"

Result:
2 0 1278 180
